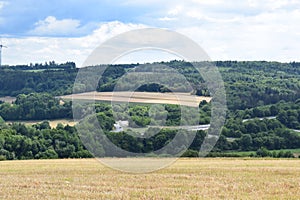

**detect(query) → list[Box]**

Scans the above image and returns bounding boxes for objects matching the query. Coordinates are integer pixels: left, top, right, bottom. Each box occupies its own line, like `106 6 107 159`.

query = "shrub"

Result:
181 150 199 157
0 155 6 161
256 147 271 157
283 151 294 158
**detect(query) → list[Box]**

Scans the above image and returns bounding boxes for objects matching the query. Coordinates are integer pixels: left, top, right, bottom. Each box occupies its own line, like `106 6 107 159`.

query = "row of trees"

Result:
255 147 294 158
183 148 295 158
1 61 76 71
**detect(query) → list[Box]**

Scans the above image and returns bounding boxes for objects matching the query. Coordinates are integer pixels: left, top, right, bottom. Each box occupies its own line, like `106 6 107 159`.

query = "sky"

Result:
0 0 300 66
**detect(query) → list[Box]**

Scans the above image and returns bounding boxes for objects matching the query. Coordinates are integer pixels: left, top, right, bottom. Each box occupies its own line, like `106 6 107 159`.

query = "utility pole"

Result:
0 42 7 67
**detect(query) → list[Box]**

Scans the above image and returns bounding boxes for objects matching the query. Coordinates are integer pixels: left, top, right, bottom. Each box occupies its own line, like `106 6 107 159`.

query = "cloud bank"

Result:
1 0 300 65
3 21 146 66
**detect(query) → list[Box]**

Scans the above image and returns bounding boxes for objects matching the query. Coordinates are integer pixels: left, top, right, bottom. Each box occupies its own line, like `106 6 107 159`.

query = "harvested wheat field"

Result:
5 119 76 128
0 158 300 199
62 92 211 107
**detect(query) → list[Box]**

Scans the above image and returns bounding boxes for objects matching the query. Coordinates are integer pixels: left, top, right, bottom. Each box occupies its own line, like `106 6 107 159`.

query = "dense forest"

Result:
0 93 72 120
1 60 299 111
0 62 77 96
0 100 299 160
0 60 300 160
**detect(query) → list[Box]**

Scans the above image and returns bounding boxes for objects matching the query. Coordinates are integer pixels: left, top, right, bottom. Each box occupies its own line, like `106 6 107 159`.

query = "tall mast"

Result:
0 38 7 67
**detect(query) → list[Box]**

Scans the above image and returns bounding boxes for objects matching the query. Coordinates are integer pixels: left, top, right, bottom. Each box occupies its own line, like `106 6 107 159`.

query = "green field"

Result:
0 158 300 199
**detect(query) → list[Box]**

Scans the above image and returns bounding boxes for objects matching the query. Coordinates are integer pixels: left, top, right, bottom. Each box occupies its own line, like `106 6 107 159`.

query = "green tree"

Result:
239 134 253 151
256 147 270 157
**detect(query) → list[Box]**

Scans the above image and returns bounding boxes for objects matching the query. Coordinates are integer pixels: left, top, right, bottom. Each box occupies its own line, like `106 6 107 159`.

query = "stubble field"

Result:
0 158 300 199
62 91 212 107
5 119 76 128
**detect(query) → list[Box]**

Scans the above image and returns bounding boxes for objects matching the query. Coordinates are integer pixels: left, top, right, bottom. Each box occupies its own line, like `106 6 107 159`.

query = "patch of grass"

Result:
271 148 300 154
222 151 256 157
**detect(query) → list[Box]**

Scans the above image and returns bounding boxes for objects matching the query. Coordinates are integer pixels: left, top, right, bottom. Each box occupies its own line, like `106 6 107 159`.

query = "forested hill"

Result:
0 62 77 96
0 61 300 159
216 61 300 110
0 61 299 111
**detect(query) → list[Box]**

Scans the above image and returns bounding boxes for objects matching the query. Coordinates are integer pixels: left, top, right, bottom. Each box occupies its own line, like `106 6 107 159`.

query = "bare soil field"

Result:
61 91 211 107
0 158 299 199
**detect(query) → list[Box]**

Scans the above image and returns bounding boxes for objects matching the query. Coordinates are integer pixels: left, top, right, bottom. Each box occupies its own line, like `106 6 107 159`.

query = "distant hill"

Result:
0 60 300 159
1 60 299 111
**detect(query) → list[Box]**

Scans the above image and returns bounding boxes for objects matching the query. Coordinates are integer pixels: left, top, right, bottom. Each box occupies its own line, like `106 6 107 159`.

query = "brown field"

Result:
5 119 76 128
0 158 300 199
61 91 211 107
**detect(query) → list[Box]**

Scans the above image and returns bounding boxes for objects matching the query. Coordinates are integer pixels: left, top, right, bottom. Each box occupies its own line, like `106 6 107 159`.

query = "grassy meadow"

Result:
0 158 300 199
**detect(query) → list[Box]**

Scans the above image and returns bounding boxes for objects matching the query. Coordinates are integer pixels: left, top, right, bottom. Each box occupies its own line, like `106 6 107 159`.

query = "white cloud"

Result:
29 16 82 36
186 10 241 23
2 0 300 65
190 0 224 6
176 7 300 62
2 21 147 66
148 0 300 62
121 0 168 6
167 5 183 16
247 0 297 10
158 17 177 21
0 1 7 10
113 50 181 64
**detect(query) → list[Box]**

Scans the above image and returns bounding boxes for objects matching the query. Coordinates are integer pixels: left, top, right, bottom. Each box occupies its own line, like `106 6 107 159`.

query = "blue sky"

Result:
1 0 300 65
0 0 151 36
0 0 175 37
